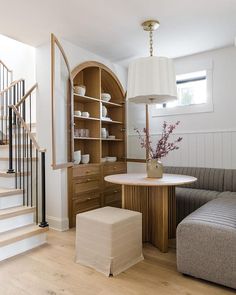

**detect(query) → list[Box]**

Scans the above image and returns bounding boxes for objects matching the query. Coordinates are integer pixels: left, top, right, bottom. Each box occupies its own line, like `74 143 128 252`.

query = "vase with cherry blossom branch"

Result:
134 121 183 178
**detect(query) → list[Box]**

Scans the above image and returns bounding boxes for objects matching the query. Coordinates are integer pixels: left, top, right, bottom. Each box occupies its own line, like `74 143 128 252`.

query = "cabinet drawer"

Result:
73 175 101 194
73 164 100 178
74 191 101 202
103 162 127 175
104 187 122 205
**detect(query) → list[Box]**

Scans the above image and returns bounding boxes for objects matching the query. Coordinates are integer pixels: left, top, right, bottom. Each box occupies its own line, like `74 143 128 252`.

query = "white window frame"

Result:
152 59 213 117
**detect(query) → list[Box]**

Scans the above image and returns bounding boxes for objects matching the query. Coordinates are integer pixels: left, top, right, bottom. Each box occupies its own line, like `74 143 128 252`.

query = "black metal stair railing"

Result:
0 60 14 144
8 83 48 228
0 60 13 92
0 79 25 145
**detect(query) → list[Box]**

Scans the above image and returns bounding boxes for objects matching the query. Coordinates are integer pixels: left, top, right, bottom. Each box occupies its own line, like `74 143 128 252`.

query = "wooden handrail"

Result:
15 83 38 108
0 79 24 95
10 105 46 153
0 60 13 73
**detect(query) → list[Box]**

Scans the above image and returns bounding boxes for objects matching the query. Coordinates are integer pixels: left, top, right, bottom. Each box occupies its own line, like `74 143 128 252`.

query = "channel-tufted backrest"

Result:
223 169 236 192
164 166 225 192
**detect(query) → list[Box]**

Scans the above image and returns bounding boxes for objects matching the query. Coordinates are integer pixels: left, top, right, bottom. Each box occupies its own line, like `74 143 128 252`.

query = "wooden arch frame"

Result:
51 33 73 170
71 61 126 98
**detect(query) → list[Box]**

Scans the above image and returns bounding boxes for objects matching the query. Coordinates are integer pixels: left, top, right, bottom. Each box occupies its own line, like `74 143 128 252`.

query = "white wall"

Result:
0 34 35 89
0 34 36 123
127 46 236 171
36 37 127 231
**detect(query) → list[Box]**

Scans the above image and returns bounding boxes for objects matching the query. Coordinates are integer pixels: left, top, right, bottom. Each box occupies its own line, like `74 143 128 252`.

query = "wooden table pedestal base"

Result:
122 185 176 253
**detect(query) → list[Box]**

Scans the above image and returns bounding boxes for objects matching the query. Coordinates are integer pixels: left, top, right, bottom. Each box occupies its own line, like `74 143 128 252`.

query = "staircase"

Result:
0 60 48 261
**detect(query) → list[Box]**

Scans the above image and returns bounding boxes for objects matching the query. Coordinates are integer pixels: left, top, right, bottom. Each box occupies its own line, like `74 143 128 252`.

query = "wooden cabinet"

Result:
68 61 127 227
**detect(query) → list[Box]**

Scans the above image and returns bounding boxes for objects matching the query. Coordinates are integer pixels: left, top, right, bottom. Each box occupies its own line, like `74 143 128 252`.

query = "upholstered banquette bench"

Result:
164 166 236 224
164 166 236 289
177 194 236 289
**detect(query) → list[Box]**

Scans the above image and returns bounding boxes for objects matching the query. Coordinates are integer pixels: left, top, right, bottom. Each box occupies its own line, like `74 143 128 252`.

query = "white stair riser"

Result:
0 147 36 157
0 232 46 261
0 160 37 171
0 194 23 209
0 177 16 188
0 212 34 233
0 175 33 189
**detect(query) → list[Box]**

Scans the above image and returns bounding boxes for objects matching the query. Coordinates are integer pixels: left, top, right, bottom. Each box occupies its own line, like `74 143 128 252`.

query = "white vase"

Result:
102 105 107 117
101 128 107 138
146 159 163 178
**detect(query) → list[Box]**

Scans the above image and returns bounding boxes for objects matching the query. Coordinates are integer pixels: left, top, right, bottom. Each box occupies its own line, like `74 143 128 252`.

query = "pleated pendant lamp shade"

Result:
127 56 177 104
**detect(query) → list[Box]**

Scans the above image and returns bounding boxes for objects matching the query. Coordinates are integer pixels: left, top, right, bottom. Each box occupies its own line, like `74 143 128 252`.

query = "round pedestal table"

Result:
104 173 197 253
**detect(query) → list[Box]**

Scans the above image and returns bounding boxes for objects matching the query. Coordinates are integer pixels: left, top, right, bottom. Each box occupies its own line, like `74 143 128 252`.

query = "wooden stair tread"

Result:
0 171 30 177
0 224 48 247
0 206 35 220
0 144 36 149
0 157 37 161
0 188 23 197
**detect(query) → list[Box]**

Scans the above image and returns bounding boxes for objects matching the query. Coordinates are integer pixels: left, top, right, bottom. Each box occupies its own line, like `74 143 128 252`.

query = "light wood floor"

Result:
0 229 234 295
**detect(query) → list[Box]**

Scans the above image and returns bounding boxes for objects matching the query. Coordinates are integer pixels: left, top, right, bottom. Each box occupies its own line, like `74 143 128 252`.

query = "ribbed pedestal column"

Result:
122 185 176 253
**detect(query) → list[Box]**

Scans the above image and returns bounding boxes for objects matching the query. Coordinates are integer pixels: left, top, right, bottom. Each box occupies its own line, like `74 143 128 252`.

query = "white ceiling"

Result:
1 0 236 64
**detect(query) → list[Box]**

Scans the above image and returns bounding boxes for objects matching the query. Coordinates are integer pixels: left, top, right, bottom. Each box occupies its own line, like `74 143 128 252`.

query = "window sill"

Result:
151 103 214 117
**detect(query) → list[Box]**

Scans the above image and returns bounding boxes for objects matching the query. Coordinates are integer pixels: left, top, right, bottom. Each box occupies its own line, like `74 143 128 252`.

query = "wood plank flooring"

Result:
0 229 234 295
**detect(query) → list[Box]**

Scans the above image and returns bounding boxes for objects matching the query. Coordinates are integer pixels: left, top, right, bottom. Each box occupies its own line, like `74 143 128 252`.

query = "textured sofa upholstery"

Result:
177 195 236 289
175 188 221 224
163 166 227 223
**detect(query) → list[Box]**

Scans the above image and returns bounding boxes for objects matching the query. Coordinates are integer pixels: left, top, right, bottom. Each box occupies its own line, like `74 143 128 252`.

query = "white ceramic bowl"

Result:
81 112 90 118
74 110 81 116
101 157 107 163
106 156 117 162
74 150 81 164
74 85 86 96
101 93 111 101
81 154 90 164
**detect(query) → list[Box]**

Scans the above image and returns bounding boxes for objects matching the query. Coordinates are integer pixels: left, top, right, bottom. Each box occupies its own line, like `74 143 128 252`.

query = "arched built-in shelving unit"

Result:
68 61 127 227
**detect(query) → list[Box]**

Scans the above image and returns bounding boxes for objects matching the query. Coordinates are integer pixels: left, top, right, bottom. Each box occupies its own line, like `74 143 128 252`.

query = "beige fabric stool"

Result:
76 206 143 276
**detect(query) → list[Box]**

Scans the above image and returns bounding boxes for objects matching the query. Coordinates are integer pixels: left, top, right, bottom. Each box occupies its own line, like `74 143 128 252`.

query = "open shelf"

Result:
102 138 123 141
102 141 125 160
74 115 100 122
72 62 126 166
101 119 122 124
74 94 100 103
74 137 100 140
101 100 123 108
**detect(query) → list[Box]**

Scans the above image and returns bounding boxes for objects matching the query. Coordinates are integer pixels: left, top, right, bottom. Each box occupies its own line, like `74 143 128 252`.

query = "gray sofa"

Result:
163 166 236 224
177 194 236 289
164 166 236 289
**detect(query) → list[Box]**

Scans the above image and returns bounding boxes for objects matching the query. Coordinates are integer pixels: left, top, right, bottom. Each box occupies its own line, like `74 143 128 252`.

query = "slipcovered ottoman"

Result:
76 206 143 276
177 194 236 289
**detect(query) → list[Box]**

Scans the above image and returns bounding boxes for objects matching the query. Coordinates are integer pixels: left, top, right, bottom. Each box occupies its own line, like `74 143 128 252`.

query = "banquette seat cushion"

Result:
177 194 236 289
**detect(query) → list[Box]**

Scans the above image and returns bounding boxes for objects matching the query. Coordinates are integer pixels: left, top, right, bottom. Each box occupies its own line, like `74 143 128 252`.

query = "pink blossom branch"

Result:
135 121 183 160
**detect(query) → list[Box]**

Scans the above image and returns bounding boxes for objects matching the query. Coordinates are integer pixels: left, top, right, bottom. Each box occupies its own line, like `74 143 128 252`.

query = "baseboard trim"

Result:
46 215 69 231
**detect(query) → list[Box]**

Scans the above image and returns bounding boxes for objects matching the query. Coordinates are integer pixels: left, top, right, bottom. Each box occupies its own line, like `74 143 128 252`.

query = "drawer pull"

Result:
87 178 92 182
113 167 117 170
87 197 92 200
114 190 118 193
86 170 91 174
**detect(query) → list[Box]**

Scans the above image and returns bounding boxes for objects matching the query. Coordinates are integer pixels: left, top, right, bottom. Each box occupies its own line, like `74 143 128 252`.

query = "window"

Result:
153 67 213 116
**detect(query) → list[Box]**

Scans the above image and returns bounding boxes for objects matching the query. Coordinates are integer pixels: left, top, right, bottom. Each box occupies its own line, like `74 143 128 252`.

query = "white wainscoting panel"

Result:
128 130 236 169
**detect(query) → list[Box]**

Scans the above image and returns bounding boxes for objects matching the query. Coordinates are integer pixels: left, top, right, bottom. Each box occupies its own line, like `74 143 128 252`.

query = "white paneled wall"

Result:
128 130 236 170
